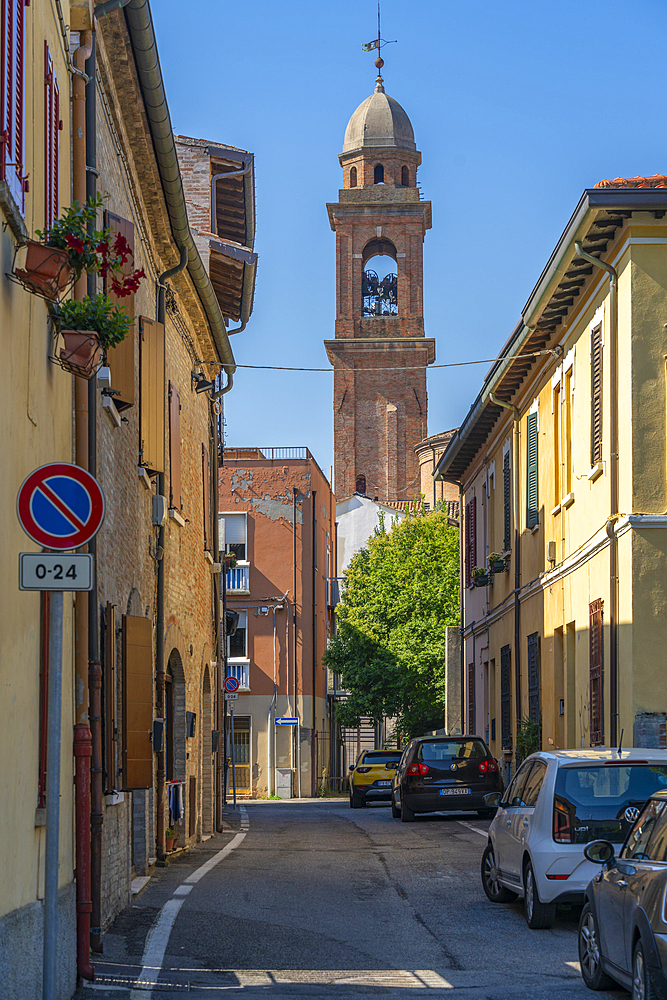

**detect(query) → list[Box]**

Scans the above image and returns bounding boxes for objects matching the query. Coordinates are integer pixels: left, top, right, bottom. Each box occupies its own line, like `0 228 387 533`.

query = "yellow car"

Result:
349 749 403 808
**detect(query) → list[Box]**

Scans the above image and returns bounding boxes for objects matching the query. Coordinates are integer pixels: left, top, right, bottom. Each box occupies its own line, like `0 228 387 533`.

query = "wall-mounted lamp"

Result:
192 371 215 394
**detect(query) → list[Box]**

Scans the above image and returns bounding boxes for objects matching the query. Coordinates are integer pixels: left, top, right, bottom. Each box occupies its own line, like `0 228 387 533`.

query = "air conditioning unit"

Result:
152 494 168 527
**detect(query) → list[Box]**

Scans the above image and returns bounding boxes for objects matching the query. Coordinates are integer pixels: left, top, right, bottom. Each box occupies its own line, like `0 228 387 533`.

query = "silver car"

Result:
481 748 667 929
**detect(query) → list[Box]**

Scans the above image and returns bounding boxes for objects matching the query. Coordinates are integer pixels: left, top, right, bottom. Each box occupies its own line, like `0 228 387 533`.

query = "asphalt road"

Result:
75 798 626 999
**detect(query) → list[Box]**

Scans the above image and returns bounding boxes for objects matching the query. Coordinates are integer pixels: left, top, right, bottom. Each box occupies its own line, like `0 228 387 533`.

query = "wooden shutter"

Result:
527 632 540 724
469 495 477 578
188 775 197 837
121 614 153 790
0 0 26 209
202 443 210 549
590 325 603 466
468 662 475 733
139 317 165 473
105 212 136 410
104 603 118 792
44 41 60 229
169 382 182 510
589 599 604 745
500 644 512 751
526 412 539 528
503 451 511 551
464 502 471 587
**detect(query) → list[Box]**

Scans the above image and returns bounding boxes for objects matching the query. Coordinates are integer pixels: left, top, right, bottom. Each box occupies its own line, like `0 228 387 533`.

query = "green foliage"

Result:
516 715 542 761
323 509 459 740
56 293 133 349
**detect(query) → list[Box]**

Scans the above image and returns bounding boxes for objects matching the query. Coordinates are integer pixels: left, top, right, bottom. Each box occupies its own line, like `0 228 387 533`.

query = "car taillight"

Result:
479 759 499 773
407 763 429 775
356 766 372 773
553 800 572 843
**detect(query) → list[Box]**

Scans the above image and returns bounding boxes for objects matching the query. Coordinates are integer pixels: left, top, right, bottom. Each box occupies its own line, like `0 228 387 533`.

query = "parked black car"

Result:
391 735 503 822
579 788 667 997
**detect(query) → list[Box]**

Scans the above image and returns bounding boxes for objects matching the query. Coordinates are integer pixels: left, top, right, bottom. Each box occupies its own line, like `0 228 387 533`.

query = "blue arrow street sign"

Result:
275 718 299 726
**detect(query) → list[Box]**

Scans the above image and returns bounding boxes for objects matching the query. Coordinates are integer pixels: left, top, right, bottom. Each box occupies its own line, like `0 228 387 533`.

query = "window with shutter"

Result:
464 501 471 588
168 382 182 510
503 451 511 552
120 614 153 790
501 644 512 751
468 662 475 732
527 632 540 725
139 317 165 473
43 41 60 228
104 603 118 792
1 0 26 210
468 495 477 582
202 443 210 550
589 598 604 745
105 212 136 410
526 411 539 528
590 325 603 466
220 513 247 561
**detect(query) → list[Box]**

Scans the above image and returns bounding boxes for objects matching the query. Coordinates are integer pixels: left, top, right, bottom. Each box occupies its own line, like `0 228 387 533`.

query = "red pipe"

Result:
74 723 94 980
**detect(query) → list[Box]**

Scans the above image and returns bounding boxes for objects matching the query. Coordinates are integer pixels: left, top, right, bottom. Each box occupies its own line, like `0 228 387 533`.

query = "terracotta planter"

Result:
58 330 103 379
165 836 176 852
13 240 73 301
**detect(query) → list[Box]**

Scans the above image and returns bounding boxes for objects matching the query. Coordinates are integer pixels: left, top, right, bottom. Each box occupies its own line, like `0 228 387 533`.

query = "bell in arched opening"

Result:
355 475 366 496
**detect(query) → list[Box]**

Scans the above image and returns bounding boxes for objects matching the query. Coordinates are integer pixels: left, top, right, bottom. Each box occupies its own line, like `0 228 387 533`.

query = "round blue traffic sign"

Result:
17 463 105 550
224 675 240 693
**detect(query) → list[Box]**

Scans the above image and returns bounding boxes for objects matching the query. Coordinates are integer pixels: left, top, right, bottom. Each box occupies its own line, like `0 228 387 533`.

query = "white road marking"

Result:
414 970 454 987
566 960 582 972
457 820 488 838
128 806 248 998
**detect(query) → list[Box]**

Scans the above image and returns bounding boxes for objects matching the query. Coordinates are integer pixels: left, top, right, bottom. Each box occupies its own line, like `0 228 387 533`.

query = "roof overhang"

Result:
435 187 667 485
208 237 257 326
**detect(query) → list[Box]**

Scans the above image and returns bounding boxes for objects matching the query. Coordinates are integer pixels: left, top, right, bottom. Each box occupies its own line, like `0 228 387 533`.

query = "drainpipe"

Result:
83 34 105 958
71 28 95 983
155 250 189 862
311 490 317 737
575 242 619 746
430 444 437 509
489 392 522 763
292 488 300 796
211 400 221 830
458 484 464 736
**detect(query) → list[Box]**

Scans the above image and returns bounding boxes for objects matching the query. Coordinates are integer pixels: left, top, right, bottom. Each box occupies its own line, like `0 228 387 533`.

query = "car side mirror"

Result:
349 764 355 772
584 840 616 865
483 792 501 807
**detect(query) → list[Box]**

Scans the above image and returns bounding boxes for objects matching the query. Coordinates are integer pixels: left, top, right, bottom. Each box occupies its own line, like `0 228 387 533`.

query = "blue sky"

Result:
152 0 667 478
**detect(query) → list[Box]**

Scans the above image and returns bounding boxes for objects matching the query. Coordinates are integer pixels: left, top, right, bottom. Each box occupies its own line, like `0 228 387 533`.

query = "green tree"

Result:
324 506 459 739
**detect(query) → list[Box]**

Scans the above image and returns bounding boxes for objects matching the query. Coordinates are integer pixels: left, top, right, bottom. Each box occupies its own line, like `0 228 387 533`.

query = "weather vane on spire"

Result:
362 2 396 93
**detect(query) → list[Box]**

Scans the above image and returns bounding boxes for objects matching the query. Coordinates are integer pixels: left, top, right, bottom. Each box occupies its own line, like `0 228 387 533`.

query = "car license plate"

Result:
440 787 471 796
377 780 391 787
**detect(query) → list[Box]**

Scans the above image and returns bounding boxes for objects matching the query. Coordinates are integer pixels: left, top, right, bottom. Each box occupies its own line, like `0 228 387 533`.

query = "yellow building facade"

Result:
437 179 667 780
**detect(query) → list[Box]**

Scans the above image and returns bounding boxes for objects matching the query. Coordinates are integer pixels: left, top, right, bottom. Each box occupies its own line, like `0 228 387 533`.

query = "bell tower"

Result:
324 63 435 502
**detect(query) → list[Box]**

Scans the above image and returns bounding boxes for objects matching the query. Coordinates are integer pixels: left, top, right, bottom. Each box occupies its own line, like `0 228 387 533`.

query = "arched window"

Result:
374 163 384 184
356 475 366 496
401 166 409 186
349 166 357 188
362 238 398 316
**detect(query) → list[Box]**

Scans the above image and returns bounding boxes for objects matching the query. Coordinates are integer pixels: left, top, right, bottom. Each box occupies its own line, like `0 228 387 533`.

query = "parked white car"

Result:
480 748 667 929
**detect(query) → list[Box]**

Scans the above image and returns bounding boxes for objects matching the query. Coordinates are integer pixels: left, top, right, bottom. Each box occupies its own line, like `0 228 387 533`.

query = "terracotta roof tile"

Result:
594 174 667 189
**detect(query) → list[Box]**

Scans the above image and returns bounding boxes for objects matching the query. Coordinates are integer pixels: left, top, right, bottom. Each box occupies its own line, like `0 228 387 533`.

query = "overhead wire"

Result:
232 349 558 373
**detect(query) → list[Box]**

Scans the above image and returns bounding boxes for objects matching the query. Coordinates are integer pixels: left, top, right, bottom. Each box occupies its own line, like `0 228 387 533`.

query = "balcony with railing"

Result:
226 562 249 593
227 661 250 690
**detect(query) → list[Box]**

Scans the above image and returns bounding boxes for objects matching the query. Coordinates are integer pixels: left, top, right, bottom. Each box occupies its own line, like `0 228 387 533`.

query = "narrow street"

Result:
76 801 624 999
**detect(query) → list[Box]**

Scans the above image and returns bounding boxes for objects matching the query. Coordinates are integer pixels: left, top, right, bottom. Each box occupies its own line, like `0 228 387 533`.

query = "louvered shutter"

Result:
43 41 60 229
120 615 153 790
1 0 26 209
526 412 539 528
590 326 603 465
105 212 136 410
139 316 165 473
202 443 210 550
168 382 182 510
464 501 471 588
470 496 477 578
468 662 475 732
503 451 511 552
104 603 118 792
527 632 540 723
500 645 512 751
589 599 604 745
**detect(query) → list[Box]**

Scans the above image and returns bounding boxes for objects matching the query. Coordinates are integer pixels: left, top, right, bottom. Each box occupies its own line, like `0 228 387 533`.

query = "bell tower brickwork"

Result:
325 85 435 503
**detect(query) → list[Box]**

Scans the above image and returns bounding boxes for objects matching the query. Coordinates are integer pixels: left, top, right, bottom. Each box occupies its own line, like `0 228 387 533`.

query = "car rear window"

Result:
361 752 401 766
554 764 667 844
417 740 487 762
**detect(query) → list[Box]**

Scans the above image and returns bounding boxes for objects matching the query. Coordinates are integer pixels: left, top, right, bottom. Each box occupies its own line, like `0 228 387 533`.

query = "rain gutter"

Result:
123 0 235 375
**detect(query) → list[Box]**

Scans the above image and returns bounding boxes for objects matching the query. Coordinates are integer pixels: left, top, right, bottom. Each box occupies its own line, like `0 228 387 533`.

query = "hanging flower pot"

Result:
472 567 490 587
55 330 104 379
488 553 507 574
11 239 73 301
224 553 238 571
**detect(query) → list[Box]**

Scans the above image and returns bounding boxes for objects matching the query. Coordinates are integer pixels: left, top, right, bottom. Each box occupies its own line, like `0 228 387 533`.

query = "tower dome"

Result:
342 84 416 155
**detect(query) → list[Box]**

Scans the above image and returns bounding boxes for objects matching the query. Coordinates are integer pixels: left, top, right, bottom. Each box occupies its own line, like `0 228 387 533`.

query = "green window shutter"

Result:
503 451 511 551
526 412 539 529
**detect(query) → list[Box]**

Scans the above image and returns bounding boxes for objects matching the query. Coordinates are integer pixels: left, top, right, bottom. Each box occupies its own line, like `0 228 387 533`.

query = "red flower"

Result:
65 233 85 254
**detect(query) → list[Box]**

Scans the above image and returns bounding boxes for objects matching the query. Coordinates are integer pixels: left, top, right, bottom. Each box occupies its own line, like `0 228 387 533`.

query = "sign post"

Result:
16 463 105 1000
230 705 237 808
